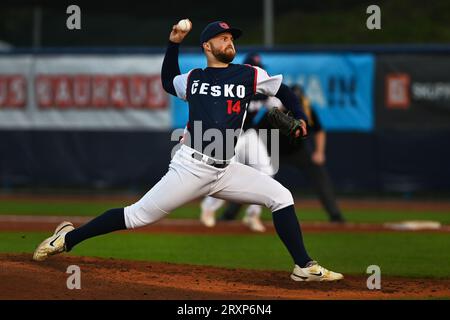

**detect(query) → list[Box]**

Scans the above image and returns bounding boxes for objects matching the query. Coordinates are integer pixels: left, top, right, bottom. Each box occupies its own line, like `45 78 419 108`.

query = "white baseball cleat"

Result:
33 221 74 261
200 210 216 228
242 215 266 232
291 261 344 282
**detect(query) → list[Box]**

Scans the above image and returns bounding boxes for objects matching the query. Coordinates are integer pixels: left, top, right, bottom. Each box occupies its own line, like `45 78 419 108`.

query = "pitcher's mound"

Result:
1 254 448 300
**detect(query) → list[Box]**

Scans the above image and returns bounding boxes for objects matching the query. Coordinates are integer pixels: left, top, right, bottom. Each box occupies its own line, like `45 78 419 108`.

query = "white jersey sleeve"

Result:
173 70 193 101
253 66 283 96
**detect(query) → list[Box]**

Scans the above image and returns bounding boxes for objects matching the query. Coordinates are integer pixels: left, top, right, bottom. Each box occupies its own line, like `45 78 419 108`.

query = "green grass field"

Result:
1 199 450 224
1 231 449 278
1 198 449 279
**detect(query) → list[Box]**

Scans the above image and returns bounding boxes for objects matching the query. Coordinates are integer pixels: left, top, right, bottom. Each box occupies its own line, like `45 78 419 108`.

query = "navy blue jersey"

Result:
174 64 282 160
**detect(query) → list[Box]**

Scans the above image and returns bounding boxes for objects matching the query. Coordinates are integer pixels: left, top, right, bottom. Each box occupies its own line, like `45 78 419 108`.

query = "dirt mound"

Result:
1 254 448 300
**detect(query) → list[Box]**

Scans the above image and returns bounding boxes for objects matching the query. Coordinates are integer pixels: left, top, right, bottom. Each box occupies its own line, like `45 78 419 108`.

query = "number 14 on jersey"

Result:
226 100 241 114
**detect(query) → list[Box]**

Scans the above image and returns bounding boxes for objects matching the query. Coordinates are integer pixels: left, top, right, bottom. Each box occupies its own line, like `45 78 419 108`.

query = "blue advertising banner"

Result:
171 53 374 131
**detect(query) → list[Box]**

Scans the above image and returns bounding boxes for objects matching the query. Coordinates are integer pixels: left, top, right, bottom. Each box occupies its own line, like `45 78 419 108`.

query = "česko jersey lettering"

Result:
173 64 282 160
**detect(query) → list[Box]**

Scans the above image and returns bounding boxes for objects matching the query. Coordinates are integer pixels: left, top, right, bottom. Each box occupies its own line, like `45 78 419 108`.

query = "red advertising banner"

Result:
35 74 167 110
0 75 27 108
0 55 171 130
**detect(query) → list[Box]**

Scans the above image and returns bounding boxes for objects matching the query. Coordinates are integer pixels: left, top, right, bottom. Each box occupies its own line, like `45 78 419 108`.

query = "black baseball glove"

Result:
266 107 308 143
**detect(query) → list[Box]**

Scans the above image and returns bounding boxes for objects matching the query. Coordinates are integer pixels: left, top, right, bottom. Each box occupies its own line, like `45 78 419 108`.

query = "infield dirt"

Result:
1 253 449 300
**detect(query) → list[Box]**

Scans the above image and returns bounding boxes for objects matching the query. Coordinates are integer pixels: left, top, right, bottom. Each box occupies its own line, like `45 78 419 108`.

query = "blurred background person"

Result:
277 84 346 223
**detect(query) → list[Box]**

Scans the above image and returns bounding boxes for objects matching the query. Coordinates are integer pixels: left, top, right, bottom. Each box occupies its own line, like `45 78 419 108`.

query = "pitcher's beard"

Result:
212 46 236 64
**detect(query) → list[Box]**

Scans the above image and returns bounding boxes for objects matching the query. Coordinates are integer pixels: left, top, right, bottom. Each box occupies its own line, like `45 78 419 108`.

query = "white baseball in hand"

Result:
177 19 192 32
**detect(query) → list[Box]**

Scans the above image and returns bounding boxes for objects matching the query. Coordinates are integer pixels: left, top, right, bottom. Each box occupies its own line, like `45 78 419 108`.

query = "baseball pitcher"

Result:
33 20 343 282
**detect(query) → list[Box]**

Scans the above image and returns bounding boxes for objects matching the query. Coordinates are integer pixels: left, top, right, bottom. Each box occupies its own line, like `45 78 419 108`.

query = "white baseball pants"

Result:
124 144 293 229
201 128 275 217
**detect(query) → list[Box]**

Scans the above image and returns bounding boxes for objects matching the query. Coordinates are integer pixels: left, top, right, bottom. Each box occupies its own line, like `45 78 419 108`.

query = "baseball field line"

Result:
0 215 448 234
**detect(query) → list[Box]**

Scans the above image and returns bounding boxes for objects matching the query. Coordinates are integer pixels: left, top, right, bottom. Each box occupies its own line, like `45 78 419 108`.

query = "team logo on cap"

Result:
219 22 229 29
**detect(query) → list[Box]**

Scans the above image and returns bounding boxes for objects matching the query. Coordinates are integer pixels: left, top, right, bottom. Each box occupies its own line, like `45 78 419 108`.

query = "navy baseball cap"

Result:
243 52 264 68
200 21 242 46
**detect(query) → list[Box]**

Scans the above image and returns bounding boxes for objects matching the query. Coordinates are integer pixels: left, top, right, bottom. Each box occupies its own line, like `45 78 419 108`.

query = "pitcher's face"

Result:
207 32 236 64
